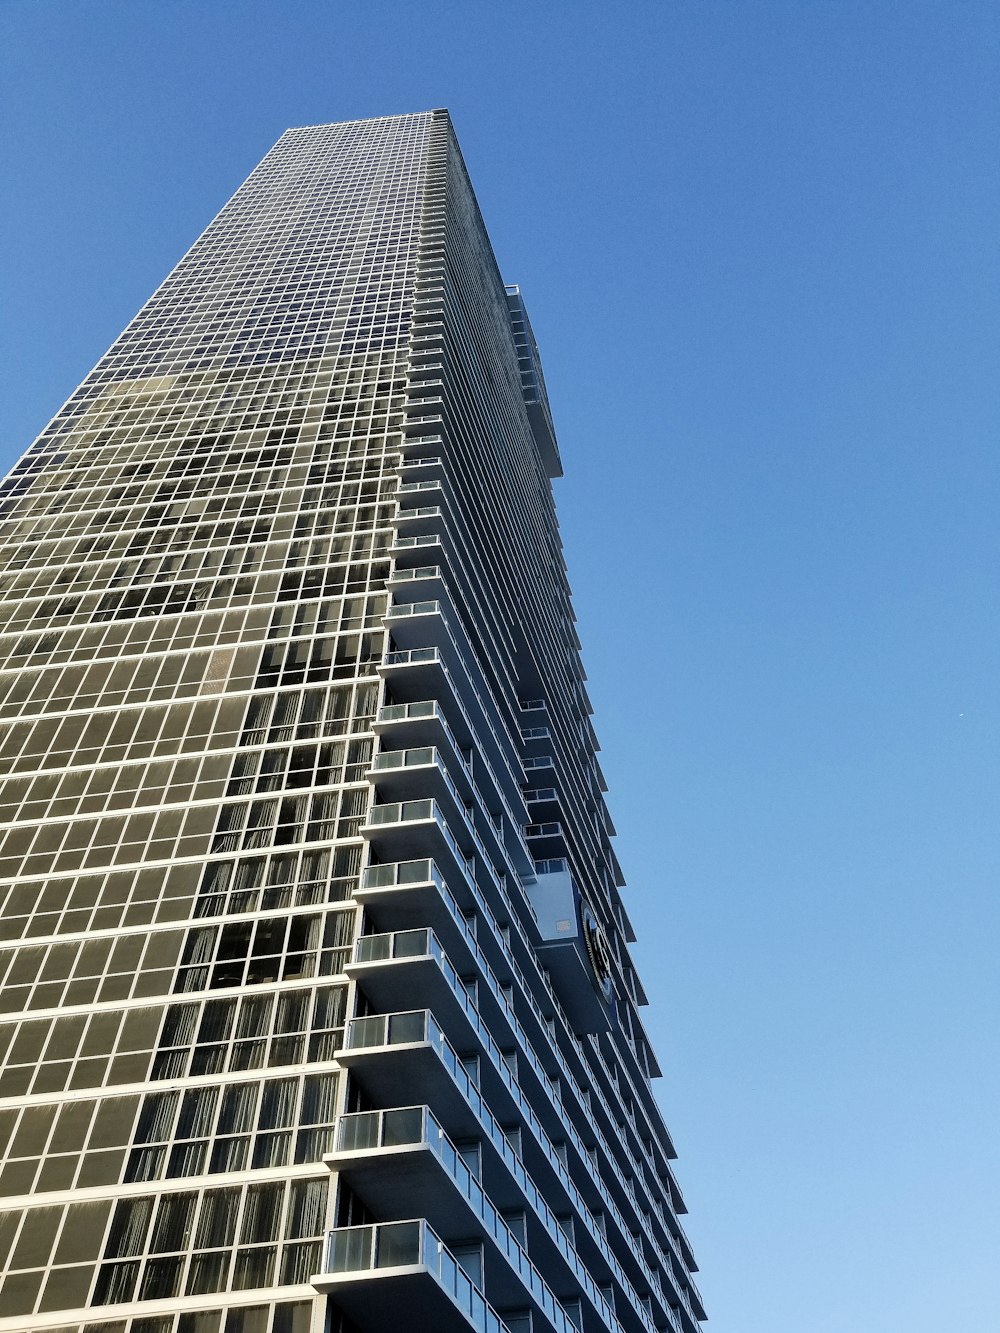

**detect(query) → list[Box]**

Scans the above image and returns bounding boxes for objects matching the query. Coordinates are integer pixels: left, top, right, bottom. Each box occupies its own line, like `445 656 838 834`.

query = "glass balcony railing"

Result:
398 478 443 496
327 1219 419 1274
367 797 435 826
379 698 444 725
378 701 470 770
524 788 558 803
323 1219 509 1333
391 532 442 551
353 927 440 967
360 857 445 893
385 597 442 620
402 412 444 428
399 454 444 469
372 744 439 772
524 822 563 839
390 563 443 583
383 645 439 666
345 1008 429 1052
336 1104 428 1153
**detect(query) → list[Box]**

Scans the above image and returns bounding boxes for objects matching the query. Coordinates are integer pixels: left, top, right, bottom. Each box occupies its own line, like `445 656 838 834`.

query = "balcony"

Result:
392 504 444 538
314 1219 510 1333
524 787 559 820
388 563 447 601
523 754 556 777
398 431 445 460
330 1103 516 1216
399 455 447 483
524 821 568 860
347 927 478 1029
328 1107 480 1239
398 477 446 506
339 1009 488 1139
409 325 445 348
390 530 445 559
520 726 552 759
376 696 469 753
402 411 445 435
383 594 451 646
355 858 467 937
329 1104 499 1221
370 743 475 815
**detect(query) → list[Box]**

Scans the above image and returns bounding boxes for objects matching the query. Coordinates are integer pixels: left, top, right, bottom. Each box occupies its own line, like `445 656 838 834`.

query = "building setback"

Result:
0 111 705 1333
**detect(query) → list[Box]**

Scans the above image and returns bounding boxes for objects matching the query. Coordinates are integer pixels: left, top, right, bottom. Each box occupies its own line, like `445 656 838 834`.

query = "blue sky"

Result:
2 3 999 1330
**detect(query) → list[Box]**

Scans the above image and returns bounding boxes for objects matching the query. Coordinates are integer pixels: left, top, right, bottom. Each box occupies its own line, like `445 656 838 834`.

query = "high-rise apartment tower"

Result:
0 112 705 1333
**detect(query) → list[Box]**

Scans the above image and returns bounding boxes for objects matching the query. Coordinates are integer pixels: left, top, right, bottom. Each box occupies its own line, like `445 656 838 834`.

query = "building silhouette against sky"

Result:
0 111 705 1333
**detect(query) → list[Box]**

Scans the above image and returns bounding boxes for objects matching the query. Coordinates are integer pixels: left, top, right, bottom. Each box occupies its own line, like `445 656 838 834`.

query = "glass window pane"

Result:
240 1183 283 1244
150 1192 197 1253
194 1188 239 1248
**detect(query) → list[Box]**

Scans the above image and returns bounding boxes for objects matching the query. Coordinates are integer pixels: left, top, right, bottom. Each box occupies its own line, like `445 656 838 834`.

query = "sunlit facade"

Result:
0 111 704 1333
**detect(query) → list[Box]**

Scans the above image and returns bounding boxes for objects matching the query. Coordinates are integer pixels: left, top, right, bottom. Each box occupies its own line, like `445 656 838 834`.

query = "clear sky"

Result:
2 3 998 1331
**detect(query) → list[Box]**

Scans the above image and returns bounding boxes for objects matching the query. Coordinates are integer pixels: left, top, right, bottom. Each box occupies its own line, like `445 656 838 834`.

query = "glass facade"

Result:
0 112 704 1333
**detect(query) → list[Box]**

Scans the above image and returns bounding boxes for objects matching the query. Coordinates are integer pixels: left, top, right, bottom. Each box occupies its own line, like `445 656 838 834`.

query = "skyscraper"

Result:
0 111 705 1333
